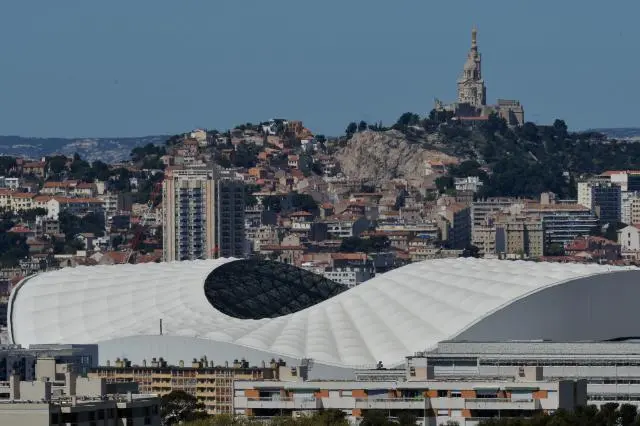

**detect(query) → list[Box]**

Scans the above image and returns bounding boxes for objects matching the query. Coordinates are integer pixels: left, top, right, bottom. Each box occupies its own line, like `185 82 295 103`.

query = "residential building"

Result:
578 179 622 222
215 172 246 258
234 363 585 425
522 198 598 246
618 225 640 252
471 198 516 248
621 192 640 225
0 344 98 381
324 215 370 239
163 168 246 262
416 340 640 408
473 215 544 259
436 203 471 249
496 216 544 258
324 253 375 287
454 176 483 193
564 236 620 262
0 176 20 190
0 358 160 426
89 357 281 415
22 161 46 177
599 170 640 192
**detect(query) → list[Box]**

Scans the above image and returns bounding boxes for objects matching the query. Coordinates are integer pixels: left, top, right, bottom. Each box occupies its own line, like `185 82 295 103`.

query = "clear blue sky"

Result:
1 0 638 138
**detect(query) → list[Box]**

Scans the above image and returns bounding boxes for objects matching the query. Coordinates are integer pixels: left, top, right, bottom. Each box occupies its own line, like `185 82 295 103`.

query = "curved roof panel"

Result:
8 258 638 368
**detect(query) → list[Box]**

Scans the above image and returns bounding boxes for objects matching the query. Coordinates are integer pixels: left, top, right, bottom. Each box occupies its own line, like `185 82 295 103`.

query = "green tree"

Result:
291 193 318 213
346 122 358 138
46 155 68 175
161 390 208 426
16 208 47 223
393 112 421 132
360 410 394 426
620 404 638 426
358 120 368 132
546 243 565 257
435 176 454 194
0 231 29 267
461 244 480 258
0 156 17 175
91 160 112 181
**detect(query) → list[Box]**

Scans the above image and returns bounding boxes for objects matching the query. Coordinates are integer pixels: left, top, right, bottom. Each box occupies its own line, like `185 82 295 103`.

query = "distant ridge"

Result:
588 128 640 140
0 135 169 163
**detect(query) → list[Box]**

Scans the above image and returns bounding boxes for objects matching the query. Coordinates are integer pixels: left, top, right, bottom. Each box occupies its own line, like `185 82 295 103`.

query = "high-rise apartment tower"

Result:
163 168 245 261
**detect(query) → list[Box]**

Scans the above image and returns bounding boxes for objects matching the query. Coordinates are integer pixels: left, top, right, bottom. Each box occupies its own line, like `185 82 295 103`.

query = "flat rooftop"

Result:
427 341 640 357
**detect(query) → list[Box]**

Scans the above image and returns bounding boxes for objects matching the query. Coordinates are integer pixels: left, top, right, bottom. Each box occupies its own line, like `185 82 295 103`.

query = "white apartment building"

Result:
618 225 640 252
0 177 20 190
454 176 484 193
621 192 640 225
163 168 245 262
234 364 586 426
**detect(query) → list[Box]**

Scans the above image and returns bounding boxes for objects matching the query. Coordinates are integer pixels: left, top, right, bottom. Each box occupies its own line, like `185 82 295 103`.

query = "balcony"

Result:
430 397 466 409
354 398 430 410
465 398 540 411
240 397 322 410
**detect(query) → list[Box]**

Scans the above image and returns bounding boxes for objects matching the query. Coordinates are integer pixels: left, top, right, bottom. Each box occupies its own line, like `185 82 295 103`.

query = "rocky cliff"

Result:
335 130 459 185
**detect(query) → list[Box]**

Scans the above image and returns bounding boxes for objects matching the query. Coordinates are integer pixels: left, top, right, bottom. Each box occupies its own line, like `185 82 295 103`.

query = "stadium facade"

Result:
8 258 640 372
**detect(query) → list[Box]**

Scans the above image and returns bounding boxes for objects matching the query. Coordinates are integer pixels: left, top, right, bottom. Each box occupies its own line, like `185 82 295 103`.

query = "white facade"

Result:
577 181 593 209
8 258 640 369
618 225 640 251
454 176 483 193
323 266 374 288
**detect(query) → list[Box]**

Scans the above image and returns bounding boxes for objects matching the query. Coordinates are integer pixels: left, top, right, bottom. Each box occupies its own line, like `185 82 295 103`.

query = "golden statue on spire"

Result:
471 25 478 47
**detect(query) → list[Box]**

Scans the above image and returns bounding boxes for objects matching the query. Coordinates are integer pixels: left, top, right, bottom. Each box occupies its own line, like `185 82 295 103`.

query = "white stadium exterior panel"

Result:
8 258 639 368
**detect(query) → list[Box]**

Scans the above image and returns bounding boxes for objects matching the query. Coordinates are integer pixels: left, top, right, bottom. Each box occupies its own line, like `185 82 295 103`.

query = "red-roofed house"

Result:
565 235 620 262
23 161 46 177
287 155 300 169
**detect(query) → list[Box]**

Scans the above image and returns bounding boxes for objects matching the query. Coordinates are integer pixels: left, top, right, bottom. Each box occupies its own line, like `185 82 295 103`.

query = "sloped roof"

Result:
8 258 638 368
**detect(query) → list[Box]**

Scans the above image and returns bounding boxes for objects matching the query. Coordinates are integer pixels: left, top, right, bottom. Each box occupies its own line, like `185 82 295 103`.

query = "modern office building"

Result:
577 179 622 223
523 201 599 245
163 167 245 261
234 362 586 426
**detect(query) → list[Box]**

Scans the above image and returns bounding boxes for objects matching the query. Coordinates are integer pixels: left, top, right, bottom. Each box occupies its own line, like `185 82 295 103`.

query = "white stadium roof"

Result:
8 258 640 368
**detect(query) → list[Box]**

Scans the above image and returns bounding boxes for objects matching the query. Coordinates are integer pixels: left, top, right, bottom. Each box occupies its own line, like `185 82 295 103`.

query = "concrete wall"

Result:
0 403 52 426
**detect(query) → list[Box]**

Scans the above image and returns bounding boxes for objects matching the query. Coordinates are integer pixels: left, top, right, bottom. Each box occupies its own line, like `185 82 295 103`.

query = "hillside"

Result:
590 128 640 140
0 135 168 162
335 130 459 186
337 115 640 198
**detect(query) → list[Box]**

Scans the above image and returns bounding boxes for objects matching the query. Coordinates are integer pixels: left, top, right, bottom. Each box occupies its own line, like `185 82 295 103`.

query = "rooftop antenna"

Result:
159 318 163 336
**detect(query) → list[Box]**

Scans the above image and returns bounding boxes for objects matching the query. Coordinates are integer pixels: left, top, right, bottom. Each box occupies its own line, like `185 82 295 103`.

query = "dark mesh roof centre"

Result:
203 259 347 319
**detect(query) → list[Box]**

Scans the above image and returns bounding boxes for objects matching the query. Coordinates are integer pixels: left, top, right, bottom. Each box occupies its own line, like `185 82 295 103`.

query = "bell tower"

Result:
457 26 486 108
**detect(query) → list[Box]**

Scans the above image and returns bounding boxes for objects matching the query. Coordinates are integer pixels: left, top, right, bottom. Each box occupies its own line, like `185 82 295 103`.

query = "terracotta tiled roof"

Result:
8 226 32 233
331 252 367 261
11 192 36 199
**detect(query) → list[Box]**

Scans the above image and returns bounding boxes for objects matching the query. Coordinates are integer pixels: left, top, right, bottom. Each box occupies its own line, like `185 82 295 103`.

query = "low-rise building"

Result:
234 364 586 425
0 358 160 426
89 357 281 415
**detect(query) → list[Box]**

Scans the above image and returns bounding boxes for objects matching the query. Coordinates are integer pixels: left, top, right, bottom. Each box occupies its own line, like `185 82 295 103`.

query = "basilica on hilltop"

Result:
434 27 524 126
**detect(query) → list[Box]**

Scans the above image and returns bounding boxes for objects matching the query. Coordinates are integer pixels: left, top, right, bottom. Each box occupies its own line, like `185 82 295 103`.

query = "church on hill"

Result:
434 27 525 126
